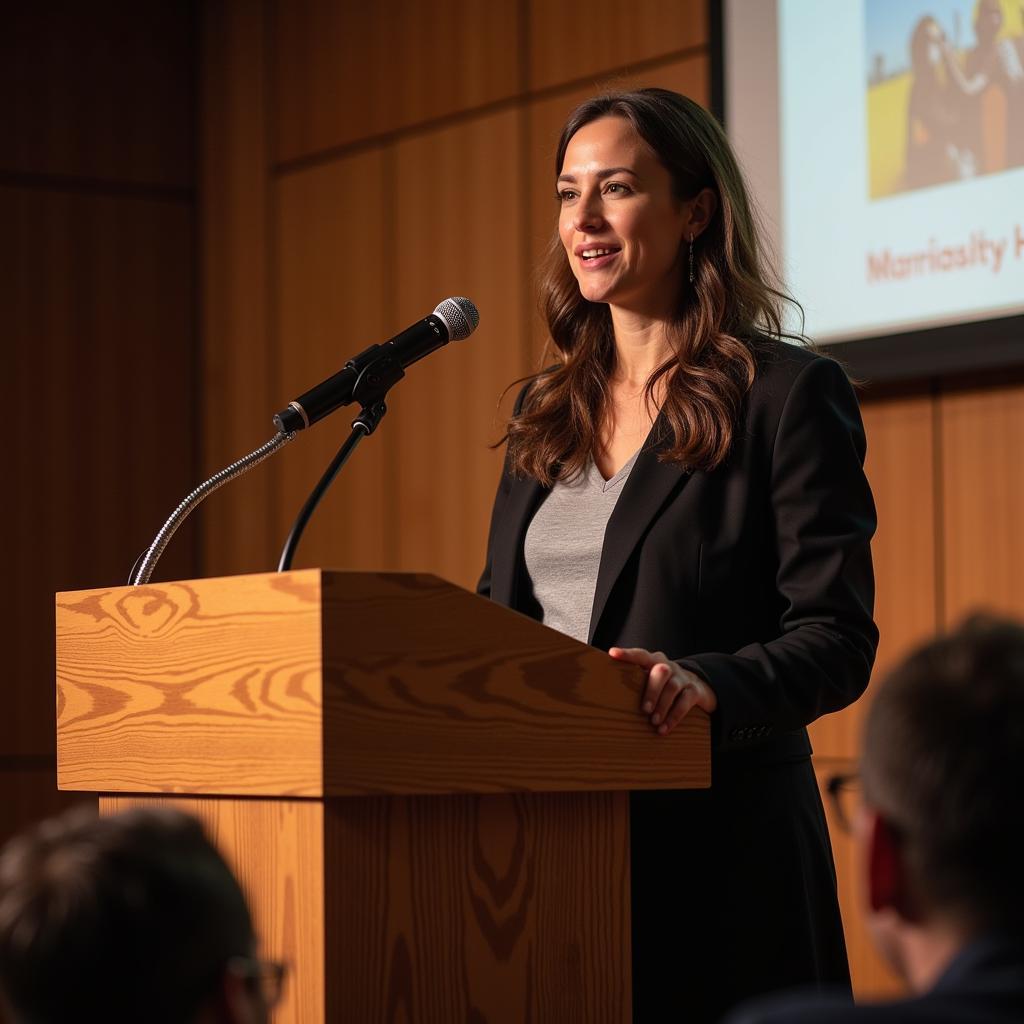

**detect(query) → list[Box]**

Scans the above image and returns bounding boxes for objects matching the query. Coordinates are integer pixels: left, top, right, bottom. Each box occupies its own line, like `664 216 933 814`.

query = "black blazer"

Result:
478 338 878 763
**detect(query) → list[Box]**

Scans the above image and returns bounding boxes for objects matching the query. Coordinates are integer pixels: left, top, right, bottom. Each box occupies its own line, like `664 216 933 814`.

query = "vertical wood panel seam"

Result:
188 0 203 581
382 145 399 567
518 0 530 96
264 0 283 558
708 0 726 122
932 381 946 632
518 0 534 384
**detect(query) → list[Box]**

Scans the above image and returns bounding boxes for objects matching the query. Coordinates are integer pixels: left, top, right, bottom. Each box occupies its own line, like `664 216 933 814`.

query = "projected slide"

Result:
868 1 1024 199
728 0 1024 344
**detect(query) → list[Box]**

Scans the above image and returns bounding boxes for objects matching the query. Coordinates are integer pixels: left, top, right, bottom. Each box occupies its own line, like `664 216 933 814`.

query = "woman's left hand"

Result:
608 647 718 735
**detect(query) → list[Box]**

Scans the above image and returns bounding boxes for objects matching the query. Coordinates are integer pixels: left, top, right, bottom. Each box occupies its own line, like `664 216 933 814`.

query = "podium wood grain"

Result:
58 571 710 796
68 570 709 1022
318 572 709 795
324 791 630 1022
103 789 630 1023
58 572 324 795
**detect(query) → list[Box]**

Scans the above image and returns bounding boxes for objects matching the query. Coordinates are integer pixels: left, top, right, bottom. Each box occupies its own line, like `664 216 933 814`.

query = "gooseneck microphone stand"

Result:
130 349 402 586
276 349 405 571
130 430 297 586
130 297 478 587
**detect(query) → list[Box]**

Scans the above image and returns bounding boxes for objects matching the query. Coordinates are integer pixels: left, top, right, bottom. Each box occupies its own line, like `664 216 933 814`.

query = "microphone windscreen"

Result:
434 296 480 341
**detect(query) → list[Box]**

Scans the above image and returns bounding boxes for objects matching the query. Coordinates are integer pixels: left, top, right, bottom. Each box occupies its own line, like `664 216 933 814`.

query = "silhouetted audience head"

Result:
0 806 282 1024
862 613 1024 951
723 614 1024 1023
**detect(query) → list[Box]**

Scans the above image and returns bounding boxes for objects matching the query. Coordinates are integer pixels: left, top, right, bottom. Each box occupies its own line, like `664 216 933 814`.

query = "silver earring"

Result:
688 234 695 284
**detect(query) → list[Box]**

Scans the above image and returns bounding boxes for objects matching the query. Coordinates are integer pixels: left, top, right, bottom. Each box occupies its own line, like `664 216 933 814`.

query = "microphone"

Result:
273 296 480 433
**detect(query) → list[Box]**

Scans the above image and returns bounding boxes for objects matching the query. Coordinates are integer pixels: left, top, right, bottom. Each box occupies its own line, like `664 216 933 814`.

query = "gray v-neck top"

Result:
523 450 640 644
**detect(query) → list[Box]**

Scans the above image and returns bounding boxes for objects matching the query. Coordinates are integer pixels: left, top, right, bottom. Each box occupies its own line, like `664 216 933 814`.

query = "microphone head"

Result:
433 297 480 342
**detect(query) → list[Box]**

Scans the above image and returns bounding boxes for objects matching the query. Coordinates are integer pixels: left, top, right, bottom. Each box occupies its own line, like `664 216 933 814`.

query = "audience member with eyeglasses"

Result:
0 806 287 1024
726 612 1024 1023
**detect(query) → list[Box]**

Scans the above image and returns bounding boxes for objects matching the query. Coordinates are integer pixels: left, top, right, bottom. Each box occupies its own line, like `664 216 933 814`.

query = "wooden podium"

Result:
56 570 709 1022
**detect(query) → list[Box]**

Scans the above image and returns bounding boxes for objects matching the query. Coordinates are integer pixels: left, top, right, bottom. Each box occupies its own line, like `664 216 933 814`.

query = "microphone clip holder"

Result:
348 350 405 433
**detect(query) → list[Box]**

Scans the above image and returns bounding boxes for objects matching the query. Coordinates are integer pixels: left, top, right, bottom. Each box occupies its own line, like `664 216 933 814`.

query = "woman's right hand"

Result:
609 647 717 736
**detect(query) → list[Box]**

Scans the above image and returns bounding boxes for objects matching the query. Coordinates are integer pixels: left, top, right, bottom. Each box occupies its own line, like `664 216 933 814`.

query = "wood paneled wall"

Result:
941 384 1024 619
809 378 1024 996
198 0 1024 1006
2 3 198 846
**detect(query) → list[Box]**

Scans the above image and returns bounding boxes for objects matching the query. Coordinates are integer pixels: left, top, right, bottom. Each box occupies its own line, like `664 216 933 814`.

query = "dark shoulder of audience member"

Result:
725 615 1024 1024
0 805 256 1024
862 612 1024 939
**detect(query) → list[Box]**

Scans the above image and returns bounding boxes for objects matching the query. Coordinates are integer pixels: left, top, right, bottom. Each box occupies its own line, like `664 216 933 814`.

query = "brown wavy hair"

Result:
504 88 806 485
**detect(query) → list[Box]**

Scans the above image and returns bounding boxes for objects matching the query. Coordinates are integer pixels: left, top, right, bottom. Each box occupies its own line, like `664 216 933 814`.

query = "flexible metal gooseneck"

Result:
130 431 295 586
